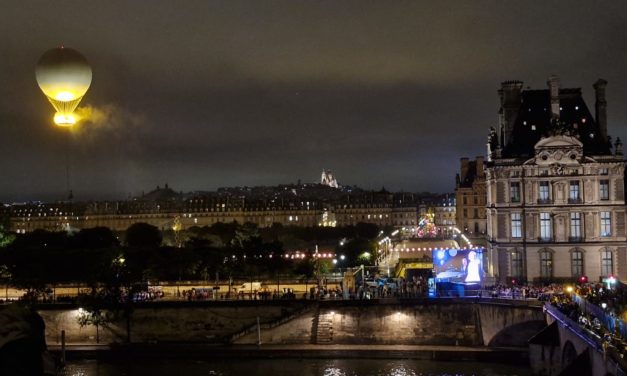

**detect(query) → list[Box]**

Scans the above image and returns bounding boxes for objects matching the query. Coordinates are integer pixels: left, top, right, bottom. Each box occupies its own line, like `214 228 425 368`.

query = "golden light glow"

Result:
36 47 92 126
54 91 77 101
54 112 77 126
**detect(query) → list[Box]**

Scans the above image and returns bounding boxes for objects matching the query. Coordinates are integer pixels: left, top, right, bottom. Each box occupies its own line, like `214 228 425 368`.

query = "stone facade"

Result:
485 76 626 283
433 194 456 237
455 157 487 239
5 189 424 233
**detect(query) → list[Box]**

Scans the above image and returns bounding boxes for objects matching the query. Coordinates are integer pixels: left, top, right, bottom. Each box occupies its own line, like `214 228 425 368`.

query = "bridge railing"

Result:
545 302 627 375
572 293 627 340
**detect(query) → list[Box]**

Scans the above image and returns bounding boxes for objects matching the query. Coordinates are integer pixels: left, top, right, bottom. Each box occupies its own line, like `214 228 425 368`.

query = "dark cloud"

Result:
1 1 627 201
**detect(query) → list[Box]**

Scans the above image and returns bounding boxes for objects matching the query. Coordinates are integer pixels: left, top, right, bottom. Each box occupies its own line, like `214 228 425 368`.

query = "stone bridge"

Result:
529 304 627 376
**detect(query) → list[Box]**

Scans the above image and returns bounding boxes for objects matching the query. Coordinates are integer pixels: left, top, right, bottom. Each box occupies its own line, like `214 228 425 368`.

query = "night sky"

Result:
1 1 627 201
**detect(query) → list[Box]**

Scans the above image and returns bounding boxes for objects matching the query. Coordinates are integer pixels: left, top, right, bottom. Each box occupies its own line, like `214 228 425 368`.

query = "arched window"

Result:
570 249 584 277
540 249 553 278
601 248 614 277
510 249 523 278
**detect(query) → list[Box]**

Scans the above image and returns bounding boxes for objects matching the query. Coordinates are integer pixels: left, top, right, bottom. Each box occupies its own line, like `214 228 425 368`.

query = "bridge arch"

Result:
488 320 546 346
562 340 577 368
478 303 545 346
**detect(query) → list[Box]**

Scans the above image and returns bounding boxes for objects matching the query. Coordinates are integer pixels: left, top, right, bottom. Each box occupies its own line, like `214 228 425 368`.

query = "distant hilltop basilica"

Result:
320 169 339 188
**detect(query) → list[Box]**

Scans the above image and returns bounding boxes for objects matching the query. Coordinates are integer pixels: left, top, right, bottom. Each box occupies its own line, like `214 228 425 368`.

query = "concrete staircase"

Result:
314 311 334 344
228 303 312 344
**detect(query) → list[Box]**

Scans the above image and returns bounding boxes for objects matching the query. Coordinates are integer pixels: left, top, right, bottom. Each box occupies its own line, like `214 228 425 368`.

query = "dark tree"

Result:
125 223 162 248
71 227 119 249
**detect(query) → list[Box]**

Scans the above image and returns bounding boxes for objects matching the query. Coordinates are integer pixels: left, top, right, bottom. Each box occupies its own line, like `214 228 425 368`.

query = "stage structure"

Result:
430 248 485 297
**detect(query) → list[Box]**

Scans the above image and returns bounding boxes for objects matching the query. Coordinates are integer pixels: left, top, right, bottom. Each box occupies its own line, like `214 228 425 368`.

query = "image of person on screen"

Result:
464 251 481 283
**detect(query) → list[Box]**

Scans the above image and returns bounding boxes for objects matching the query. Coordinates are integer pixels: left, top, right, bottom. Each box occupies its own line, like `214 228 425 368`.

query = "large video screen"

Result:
433 248 484 284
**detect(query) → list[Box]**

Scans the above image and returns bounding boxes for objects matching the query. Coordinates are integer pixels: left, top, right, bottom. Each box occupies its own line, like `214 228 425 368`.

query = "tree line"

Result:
0 221 382 296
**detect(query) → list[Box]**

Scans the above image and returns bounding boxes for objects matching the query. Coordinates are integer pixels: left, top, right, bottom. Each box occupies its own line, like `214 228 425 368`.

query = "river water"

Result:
61 358 531 376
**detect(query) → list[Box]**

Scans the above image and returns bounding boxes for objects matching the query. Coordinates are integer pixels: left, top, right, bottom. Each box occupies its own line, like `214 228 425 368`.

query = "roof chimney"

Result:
593 79 608 141
499 80 524 147
475 156 485 177
547 75 560 119
460 158 470 183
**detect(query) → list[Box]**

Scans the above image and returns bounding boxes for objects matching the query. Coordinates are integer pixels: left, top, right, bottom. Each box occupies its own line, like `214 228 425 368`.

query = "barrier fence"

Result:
572 293 627 340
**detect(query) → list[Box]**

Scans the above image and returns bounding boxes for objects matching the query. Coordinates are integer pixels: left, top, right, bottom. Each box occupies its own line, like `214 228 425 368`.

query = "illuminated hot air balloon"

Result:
35 46 92 126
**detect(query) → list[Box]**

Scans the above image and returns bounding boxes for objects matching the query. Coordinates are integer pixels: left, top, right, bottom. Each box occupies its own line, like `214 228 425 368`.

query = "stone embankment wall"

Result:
238 303 482 345
38 299 543 347
40 302 304 345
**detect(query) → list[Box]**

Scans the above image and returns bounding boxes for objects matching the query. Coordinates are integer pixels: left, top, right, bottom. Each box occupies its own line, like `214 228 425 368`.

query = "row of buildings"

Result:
2 183 456 238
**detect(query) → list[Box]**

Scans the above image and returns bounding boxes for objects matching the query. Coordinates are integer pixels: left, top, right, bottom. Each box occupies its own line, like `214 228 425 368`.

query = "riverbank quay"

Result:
33 298 544 348
48 343 529 364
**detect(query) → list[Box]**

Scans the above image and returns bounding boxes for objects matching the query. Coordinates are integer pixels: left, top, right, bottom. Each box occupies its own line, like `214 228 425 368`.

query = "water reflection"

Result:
323 367 346 376
61 358 530 376
387 366 417 376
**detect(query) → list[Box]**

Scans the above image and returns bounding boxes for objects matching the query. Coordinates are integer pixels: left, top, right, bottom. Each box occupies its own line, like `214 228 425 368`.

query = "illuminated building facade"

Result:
455 157 487 238
433 194 456 237
485 76 626 283
3 185 425 233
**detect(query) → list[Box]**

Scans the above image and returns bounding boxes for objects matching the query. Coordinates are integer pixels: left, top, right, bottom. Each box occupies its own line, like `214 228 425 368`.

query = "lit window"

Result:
570 212 581 240
539 182 550 202
571 249 584 276
511 213 522 238
510 182 520 203
601 248 613 276
569 181 580 202
540 213 551 240
600 180 609 200
600 212 611 237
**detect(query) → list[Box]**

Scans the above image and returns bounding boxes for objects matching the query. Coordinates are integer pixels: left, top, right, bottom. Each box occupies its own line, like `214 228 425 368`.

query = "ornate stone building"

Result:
486 76 626 283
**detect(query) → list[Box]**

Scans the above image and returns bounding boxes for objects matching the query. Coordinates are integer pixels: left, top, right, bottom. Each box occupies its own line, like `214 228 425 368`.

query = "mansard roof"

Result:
503 88 611 158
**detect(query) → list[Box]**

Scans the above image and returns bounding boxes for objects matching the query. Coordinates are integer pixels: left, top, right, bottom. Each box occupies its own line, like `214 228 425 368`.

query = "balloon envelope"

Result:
35 47 92 122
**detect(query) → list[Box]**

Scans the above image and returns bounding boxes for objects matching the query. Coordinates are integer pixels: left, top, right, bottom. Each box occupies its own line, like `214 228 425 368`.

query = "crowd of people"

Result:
551 284 627 361
487 284 565 300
